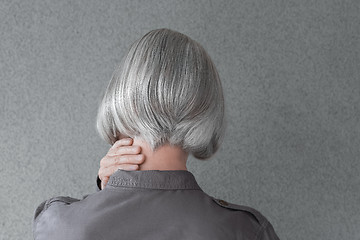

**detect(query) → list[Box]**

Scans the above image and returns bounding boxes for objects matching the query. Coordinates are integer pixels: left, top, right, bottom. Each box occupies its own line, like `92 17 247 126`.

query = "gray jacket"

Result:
33 170 280 240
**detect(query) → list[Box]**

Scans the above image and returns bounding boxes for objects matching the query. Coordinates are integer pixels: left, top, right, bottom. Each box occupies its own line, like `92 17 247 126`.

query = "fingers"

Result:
100 153 144 168
99 137 145 189
101 176 109 190
107 138 134 156
100 137 142 168
115 145 142 156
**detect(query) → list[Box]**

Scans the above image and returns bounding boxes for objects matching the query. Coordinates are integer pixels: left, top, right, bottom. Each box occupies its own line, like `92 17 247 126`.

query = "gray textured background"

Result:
1 0 359 239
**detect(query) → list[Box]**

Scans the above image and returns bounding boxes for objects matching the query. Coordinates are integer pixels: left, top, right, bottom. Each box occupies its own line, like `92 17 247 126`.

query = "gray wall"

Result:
1 0 359 239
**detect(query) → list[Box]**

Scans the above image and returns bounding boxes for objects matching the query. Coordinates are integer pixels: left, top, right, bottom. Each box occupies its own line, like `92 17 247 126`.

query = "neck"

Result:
132 137 188 171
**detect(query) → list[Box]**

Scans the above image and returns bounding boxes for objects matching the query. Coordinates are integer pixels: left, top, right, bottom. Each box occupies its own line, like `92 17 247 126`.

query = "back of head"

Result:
97 28 225 160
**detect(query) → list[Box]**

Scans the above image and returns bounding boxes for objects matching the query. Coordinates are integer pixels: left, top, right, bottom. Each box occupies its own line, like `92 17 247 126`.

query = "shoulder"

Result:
33 196 81 238
34 196 81 220
210 196 280 240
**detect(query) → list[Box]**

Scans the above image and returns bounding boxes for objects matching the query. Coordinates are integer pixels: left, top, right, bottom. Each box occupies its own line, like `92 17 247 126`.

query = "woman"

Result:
33 28 280 240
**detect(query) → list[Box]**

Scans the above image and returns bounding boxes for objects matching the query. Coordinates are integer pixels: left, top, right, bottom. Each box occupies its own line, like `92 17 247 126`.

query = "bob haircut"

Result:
96 28 225 160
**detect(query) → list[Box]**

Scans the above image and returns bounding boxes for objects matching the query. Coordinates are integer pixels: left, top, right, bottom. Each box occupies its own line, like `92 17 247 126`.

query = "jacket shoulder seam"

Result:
210 196 268 226
47 196 80 205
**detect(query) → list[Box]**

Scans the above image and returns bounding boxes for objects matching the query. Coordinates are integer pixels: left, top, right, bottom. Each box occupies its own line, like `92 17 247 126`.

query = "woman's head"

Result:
96 28 225 159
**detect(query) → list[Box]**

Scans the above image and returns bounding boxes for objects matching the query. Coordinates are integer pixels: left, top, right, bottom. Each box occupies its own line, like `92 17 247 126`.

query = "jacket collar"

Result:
106 169 202 190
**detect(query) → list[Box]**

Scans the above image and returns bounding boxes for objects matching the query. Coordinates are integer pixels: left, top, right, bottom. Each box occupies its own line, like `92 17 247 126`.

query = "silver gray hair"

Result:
96 28 225 159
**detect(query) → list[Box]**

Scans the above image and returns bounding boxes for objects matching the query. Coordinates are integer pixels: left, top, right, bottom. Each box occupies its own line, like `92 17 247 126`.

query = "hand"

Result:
98 138 145 189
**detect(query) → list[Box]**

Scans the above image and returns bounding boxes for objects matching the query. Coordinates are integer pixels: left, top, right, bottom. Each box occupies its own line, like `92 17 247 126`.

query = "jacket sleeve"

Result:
257 220 280 240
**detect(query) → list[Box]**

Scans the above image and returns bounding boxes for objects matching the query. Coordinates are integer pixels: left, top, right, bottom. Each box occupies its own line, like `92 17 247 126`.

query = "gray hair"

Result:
96 28 225 159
